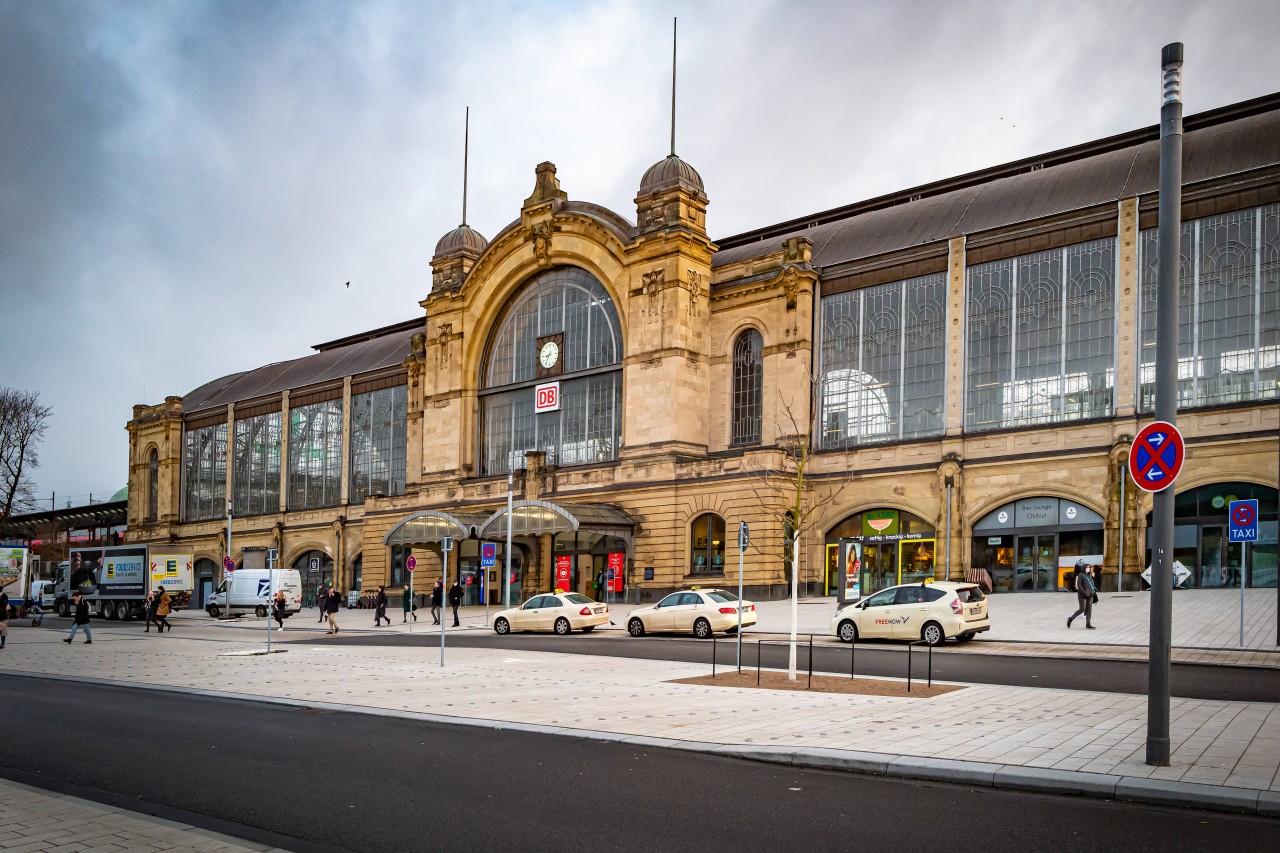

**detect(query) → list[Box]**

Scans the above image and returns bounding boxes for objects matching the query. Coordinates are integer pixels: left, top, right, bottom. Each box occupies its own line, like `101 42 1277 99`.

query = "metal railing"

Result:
704 632 935 692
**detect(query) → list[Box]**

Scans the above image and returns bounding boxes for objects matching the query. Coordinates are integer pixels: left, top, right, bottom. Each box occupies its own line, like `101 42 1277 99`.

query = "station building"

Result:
126 93 1280 607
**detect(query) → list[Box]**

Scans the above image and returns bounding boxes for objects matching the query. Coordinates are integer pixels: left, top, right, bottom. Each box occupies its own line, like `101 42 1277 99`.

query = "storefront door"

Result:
1015 535 1056 591
1200 526 1244 588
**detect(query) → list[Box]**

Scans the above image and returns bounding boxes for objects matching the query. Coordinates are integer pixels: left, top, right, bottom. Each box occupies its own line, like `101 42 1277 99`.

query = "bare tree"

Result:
743 358 854 680
0 387 53 526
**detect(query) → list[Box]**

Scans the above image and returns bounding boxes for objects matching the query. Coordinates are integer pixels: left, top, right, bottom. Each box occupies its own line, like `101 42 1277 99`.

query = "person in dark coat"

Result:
430 580 443 625
317 584 329 623
271 590 286 631
1067 560 1098 629
0 591 8 650
374 586 390 627
402 586 417 623
143 591 160 633
63 593 92 644
154 587 173 632
326 586 342 634
448 580 462 627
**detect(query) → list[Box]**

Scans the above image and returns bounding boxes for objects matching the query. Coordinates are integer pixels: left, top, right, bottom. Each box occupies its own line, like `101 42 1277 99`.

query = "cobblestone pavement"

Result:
1 620 1278 796
0 777 285 852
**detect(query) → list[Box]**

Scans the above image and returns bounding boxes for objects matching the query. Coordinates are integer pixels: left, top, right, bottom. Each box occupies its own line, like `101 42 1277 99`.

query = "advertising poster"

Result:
1 547 29 599
72 547 148 597
607 552 625 592
840 541 862 602
554 555 572 591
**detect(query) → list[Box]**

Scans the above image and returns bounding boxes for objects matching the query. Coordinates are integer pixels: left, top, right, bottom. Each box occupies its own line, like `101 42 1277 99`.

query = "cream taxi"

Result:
492 592 609 635
830 581 989 646
626 588 757 639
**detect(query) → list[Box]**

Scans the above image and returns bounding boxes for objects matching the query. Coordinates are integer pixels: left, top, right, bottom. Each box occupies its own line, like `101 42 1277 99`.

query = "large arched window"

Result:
690 513 726 575
480 267 623 475
731 329 763 445
147 449 159 520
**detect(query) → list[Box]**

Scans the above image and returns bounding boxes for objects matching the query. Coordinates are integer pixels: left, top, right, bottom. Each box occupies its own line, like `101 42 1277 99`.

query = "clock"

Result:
535 332 563 378
539 340 560 369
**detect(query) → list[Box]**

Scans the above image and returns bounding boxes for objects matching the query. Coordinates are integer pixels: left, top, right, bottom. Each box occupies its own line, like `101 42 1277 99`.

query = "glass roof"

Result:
382 511 489 546
478 501 634 539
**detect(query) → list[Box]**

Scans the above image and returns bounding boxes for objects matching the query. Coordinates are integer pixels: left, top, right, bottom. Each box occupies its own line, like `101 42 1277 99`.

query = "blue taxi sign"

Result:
1128 421 1185 492
1229 499 1258 543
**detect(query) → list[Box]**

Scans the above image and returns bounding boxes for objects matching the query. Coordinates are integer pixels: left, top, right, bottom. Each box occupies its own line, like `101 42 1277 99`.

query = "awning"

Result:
478 501 635 540
382 511 489 547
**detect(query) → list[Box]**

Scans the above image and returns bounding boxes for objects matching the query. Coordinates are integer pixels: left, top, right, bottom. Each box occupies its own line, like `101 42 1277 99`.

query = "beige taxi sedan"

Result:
626 588 757 639
492 592 609 635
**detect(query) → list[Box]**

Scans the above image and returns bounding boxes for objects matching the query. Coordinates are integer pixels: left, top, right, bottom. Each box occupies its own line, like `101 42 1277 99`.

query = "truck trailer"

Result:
53 546 194 620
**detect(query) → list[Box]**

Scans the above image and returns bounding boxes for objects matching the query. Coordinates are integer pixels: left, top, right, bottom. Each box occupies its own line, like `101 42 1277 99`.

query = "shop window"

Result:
389 546 409 588
730 329 763 445
690 513 726 575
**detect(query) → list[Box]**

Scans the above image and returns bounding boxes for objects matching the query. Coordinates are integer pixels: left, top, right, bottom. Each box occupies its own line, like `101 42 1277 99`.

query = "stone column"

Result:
1114 197 1140 420
225 403 235 517
944 236 967 436
279 390 290 513
340 376 352 505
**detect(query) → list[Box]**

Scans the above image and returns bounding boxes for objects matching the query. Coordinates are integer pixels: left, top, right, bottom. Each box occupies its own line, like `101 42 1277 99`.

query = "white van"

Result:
207 569 302 619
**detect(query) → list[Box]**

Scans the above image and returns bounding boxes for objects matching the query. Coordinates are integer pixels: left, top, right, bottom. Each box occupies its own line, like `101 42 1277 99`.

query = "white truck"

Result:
207 569 303 619
52 546 195 620
1 547 32 618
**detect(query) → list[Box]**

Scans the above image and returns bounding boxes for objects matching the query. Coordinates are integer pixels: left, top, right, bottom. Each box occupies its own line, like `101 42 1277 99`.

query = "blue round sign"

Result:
1128 421 1185 492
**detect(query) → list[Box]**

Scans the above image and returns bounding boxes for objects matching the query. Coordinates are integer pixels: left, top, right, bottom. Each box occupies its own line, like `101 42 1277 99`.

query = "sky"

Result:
2 0 1279 510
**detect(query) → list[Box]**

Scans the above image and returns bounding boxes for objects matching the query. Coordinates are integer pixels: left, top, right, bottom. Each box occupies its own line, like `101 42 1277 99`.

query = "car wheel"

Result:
956 632 975 643
554 617 572 636
100 602 115 620
693 618 713 639
255 605 267 618
837 620 858 643
627 618 645 637
57 600 70 618
494 617 510 635
207 605 220 619
921 621 945 646
115 601 130 621
581 625 595 633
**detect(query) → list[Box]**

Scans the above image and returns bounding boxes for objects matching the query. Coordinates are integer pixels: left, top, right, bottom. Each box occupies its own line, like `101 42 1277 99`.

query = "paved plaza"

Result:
1 609 1278 819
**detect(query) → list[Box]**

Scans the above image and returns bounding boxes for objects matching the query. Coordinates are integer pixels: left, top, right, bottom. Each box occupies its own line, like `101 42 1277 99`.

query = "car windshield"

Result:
706 591 739 603
956 586 986 603
564 593 593 604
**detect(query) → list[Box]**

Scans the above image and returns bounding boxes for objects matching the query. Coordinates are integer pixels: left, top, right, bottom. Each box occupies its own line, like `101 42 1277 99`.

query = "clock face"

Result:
539 340 560 369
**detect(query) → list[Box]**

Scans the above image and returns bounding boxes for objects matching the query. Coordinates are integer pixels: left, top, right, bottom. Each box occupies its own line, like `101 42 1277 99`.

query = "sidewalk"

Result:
1 619 1278 817
0 776 282 852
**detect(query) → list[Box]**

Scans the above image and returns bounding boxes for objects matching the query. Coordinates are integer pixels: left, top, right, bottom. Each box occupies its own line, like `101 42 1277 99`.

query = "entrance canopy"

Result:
478 500 634 540
382 510 490 546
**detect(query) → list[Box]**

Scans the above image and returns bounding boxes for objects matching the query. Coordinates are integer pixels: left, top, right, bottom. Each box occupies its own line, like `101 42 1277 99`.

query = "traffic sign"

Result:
406 555 417 573
1128 421 1185 492
480 543 496 569
1229 499 1259 543
223 556 235 572
738 521 749 550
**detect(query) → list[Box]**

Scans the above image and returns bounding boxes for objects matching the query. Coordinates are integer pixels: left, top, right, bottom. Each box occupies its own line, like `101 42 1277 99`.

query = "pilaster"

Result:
1114 197 1140 419
945 236 967 436
279 390 290 512
339 376 352 504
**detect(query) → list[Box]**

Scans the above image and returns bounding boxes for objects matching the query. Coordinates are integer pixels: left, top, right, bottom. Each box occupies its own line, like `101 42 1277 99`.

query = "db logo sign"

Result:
534 381 561 413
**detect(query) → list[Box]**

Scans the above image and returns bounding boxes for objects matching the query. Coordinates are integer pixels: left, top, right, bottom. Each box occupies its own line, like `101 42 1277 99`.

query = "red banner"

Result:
607 552 625 592
554 555 572 592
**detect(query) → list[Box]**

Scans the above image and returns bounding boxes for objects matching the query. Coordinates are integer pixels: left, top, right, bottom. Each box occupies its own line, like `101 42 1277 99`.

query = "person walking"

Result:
373 586 390 627
63 593 92 644
1067 559 1098 629
402 585 417 623
316 583 329 623
430 579 443 625
154 587 173 632
326 586 342 634
448 579 462 627
143 591 160 633
271 590 286 631
0 591 8 650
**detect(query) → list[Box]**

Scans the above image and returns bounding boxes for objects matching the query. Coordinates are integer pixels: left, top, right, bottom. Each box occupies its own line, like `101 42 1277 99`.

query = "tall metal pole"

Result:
224 501 233 617
737 522 748 671
504 470 513 609
440 537 451 667
1119 468 1127 589
408 557 414 634
1147 42 1183 768
945 479 953 579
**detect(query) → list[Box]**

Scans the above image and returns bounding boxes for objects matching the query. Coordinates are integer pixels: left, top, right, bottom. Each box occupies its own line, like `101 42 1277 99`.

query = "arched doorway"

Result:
971 497 1104 593
826 508 936 604
293 550 333 606
1145 482 1277 588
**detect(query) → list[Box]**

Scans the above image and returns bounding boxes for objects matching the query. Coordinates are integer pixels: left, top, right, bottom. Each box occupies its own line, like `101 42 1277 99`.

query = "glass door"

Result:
1015 535 1057 591
1200 526 1244 588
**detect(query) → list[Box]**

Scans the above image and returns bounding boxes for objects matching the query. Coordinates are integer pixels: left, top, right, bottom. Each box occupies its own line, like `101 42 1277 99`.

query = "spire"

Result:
670 17 677 157
462 106 470 226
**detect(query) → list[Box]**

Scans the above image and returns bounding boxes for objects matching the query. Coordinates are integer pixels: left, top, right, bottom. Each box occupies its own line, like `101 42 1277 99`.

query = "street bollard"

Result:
807 634 814 689
712 633 717 678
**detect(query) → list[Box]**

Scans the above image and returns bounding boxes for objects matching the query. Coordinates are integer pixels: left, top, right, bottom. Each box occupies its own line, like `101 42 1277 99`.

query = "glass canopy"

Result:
382 511 489 546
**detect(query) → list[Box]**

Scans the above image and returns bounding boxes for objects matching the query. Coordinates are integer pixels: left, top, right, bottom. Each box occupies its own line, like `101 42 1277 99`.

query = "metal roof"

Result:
711 96 1280 271
183 325 418 414
382 510 491 546
0 500 128 539
478 501 635 539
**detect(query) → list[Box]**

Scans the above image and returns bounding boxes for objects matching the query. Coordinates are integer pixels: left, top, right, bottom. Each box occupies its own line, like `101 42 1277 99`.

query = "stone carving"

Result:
642 269 664 317
780 266 801 310
523 161 568 207
687 269 704 314
528 222 553 266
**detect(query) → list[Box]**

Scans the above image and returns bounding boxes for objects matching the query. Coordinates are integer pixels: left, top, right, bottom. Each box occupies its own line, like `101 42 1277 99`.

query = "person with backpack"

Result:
1067 560 1098 629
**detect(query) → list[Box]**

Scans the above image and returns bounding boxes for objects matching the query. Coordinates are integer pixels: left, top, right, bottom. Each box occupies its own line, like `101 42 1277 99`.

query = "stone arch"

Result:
284 541 332 570
1131 472 1278 519
815 498 939 538
715 317 770 356
964 486 1106 534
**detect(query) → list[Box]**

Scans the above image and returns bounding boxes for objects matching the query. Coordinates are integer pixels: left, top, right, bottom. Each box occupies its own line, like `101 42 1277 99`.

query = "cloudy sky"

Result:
2 0 1278 509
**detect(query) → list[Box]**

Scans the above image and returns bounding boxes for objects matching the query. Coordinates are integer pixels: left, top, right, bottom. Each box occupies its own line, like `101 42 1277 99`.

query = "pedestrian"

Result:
430 579 442 625
63 593 92 644
374 586 390 627
448 579 462 627
326 585 342 634
0 591 8 650
316 584 328 623
154 587 173 632
143 591 160 633
1067 559 1098 629
272 590 286 631
402 585 417 623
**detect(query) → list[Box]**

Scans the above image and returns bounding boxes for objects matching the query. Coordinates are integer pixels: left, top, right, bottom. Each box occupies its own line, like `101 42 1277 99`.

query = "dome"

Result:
638 154 705 197
433 224 488 258
109 485 128 502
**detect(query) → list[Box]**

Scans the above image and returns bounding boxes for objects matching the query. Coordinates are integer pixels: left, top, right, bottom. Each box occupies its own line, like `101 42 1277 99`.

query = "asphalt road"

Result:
301 630 1280 703
1 676 1276 853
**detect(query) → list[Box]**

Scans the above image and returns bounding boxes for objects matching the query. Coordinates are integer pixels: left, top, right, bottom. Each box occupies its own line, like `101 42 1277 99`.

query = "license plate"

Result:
593 607 604 614
969 607 981 616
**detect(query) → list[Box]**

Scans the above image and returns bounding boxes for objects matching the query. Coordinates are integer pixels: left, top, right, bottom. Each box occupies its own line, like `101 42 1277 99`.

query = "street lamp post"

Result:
504 469 513 610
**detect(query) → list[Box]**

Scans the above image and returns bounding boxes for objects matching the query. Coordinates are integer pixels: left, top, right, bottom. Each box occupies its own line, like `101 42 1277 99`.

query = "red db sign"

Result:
534 382 560 413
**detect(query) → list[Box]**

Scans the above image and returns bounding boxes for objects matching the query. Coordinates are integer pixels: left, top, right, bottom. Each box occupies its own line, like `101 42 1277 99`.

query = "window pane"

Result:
182 423 227 522
349 385 407 504
287 399 343 509
232 411 281 516
731 330 763 445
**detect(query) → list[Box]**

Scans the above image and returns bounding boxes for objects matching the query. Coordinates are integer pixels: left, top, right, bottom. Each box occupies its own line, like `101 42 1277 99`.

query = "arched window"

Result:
147 449 159 520
731 329 763 445
690 513 726 575
479 267 624 475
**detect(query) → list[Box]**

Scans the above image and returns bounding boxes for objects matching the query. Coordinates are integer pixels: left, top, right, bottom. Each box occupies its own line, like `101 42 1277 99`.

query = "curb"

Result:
3 668 1276 818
